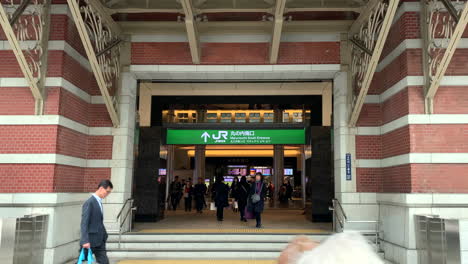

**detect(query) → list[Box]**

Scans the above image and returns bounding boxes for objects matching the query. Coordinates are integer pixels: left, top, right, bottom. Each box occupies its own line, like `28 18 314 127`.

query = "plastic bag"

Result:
77 248 94 264
210 202 216 210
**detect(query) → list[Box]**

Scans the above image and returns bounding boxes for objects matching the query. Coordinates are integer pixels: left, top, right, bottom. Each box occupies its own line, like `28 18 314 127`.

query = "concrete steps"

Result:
106 233 330 260
106 231 384 261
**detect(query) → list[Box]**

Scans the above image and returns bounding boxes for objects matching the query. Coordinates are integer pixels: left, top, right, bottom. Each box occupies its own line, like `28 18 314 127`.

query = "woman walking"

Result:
248 172 267 228
237 176 250 222
212 176 229 221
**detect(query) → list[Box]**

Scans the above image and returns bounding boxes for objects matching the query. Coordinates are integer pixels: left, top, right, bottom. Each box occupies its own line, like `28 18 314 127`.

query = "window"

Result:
177 113 189 123
207 113 218 123
292 112 303 123
235 112 246 123
283 112 290 123
249 112 260 123
220 113 232 123
264 112 274 123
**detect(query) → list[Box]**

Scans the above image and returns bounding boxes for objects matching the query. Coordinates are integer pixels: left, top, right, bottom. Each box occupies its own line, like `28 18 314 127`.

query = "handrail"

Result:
333 198 348 220
117 198 136 249
116 198 133 220
330 198 381 249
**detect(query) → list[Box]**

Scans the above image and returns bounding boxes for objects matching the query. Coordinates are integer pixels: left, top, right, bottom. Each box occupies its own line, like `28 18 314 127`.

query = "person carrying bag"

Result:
247 172 267 228
77 248 95 264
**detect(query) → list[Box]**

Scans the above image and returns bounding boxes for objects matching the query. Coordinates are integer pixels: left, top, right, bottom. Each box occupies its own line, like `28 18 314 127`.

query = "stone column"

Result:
194 145 206 182
273 145 284 203
106 72 137 231
274 107 283 123
197 108 207 123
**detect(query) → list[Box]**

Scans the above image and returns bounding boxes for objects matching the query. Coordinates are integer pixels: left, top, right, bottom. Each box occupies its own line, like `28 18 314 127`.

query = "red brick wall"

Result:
356 104 381 127
356 135 381 160
0 12 113 193
0 164 55 192
412 164 468 193
359 164 468 193
132 43 192 65
53 166 111 193
0 125 58 153
356 9 468 194
382 165 412 193
87 136 113 160
0 88 37 115
381 12 420 59
131 42 341 65
278 42 340 64
356 168 382 193
410 125 468 153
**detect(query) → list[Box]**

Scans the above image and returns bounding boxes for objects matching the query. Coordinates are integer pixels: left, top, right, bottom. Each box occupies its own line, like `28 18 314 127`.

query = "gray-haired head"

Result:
295 232 384 264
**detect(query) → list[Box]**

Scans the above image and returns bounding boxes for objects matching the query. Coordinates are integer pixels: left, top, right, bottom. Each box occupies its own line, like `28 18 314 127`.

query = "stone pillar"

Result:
273 145 284 202
194 145 206 182
197 109 207 123
165 145 175 210
274 108 283 123
106 72 137 231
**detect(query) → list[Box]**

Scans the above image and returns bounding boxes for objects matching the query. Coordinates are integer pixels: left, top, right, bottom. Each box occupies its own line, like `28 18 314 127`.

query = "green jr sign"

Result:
166 129 305 145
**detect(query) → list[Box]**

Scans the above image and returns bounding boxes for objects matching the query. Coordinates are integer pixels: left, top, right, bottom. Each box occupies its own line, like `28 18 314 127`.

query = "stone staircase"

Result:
106 232 332 260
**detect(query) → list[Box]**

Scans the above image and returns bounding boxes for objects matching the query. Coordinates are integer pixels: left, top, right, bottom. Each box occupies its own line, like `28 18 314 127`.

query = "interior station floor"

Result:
133 208 332 234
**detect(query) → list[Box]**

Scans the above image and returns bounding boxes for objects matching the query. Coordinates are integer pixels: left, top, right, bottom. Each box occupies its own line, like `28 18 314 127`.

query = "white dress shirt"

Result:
92 194 103 214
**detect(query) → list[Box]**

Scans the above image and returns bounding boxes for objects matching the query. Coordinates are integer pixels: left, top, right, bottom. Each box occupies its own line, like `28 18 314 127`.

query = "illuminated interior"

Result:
180 145 304 157
162 109 310 123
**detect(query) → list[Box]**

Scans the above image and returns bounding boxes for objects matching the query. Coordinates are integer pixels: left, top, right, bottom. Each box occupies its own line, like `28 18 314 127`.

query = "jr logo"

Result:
212 131 228 140
201 131 228 143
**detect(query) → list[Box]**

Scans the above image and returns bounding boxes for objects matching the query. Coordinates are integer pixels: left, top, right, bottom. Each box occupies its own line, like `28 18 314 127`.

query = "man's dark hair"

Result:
98 179 113 189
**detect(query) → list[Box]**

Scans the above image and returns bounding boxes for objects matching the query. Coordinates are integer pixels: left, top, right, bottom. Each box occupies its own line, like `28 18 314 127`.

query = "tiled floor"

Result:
116 261 276 264
132 209 332 233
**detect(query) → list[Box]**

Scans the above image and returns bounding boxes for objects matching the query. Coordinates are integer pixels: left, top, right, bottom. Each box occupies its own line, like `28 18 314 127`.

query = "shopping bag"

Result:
77 248 94 264
244 207 254 219
210 202 216 210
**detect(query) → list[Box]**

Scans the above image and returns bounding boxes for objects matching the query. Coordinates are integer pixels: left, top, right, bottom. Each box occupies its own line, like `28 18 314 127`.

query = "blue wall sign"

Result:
346 153 352 181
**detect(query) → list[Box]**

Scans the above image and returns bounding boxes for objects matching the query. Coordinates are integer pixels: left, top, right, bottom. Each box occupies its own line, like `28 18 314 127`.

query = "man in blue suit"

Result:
79 180 113 264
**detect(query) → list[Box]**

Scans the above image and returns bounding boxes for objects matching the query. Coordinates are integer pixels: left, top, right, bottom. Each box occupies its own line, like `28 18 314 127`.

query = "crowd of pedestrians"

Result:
167 172 269 228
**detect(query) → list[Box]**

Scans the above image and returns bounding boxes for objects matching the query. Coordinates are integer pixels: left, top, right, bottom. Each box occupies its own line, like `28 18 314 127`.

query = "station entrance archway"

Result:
133 82 334 228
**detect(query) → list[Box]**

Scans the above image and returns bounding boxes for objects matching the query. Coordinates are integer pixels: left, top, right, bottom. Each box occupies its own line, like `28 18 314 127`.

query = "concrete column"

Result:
194 145 206 182
197 109 207 123
273 145 284 202
333 71 356 195
167 109 175 123
105 71 137 232
165 145 175 209
274 108 283 123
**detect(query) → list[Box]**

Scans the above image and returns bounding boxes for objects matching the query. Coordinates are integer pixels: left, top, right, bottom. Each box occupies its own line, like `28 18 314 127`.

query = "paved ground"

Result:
132 208 332 233
116 261 276 264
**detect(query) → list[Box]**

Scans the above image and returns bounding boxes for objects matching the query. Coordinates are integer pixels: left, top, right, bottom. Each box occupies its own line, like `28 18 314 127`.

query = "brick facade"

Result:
131 42 341 65
0 13 112 193
356 7 468 193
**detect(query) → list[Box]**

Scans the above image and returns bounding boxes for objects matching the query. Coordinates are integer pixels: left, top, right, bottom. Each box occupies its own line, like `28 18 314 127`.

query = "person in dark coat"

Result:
194 178 207 213
212 176 229 221
237 176 250 222
78 180 113 264
169 176 182 211
230 176 240 212
248 172 267 228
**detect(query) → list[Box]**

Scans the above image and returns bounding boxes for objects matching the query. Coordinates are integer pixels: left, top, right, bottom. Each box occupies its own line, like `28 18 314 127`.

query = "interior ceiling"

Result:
104 0 366 22
104 0 366 10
